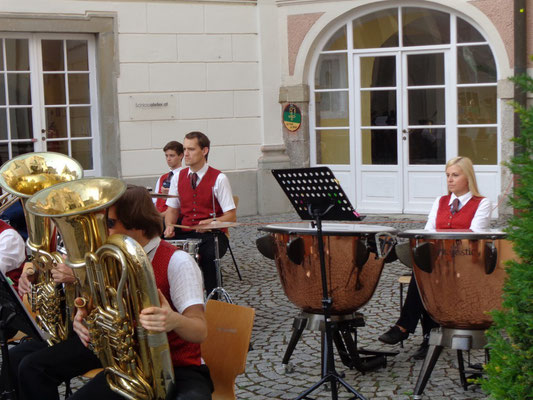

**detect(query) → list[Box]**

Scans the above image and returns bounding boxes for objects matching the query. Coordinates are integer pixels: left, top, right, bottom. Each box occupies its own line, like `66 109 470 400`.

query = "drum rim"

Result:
259 223 397 236
399 229 506 240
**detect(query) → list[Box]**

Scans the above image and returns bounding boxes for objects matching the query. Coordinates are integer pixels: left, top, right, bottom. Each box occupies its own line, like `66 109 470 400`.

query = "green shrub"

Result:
481 73 533 399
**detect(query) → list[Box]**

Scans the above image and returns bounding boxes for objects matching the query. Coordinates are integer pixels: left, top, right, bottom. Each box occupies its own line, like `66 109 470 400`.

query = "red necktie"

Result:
450 198 460 215
190 173 198 190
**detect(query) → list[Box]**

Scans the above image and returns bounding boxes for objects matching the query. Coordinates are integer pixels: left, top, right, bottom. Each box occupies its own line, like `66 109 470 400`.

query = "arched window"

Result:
310 6 499 213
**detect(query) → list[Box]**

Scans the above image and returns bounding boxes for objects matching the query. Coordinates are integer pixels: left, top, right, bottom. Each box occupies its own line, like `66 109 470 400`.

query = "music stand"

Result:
0 272 49 400
271 167 366 400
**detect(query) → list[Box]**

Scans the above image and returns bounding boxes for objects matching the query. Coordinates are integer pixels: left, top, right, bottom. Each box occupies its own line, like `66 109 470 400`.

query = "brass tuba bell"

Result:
25 178 175 400
0 152 83 344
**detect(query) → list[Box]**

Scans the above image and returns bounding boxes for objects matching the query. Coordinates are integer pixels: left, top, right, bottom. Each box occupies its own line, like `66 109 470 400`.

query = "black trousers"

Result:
172 231 228 297
6 334 101 400
396 272 439 335
68 365 213 400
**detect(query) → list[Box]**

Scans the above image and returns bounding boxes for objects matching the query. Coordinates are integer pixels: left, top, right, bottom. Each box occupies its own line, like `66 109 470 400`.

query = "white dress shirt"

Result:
144 237 204 313
153 167 183 205
0 228 26 275
424 191 492 231
165 163 235 212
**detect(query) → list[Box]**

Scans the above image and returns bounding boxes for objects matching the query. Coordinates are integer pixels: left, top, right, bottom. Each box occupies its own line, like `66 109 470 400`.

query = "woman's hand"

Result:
139 289 177 333
73 307 91 347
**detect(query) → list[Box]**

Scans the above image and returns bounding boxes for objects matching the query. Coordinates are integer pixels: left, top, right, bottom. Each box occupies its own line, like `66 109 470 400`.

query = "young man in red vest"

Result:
0 217 26 292
163 131 236 297
70 185 212 399
8 186 212 400
153 141 184 216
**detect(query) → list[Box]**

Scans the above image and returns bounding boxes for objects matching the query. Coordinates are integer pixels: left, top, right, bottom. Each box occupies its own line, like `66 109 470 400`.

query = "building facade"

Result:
1 0 531 216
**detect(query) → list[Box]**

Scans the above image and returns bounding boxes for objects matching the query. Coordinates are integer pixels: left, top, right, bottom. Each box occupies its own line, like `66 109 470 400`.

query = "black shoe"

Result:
412 336 430 360
378 325 409 344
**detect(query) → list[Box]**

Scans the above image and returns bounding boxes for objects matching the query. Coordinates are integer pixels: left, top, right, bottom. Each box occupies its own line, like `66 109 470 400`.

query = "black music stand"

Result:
0 272 48 400
272 167 366 400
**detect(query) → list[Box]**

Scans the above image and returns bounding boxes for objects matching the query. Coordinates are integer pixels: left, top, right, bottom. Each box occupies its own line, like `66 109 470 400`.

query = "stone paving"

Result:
224 212 498 400
3 211 509 399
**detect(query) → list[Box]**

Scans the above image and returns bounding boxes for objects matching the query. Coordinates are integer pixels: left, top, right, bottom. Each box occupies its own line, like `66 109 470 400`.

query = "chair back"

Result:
201 299 255 400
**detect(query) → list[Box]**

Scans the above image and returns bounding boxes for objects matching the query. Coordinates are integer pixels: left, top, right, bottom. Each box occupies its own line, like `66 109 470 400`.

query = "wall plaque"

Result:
283 103 302 132
128 94 177 121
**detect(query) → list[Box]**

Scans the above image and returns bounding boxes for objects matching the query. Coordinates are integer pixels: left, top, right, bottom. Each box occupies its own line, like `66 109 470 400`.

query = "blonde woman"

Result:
378 156 492 359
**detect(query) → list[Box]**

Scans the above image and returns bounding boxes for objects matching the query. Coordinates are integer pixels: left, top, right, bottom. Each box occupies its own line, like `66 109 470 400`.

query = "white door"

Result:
401 50 450 214
0 34 100 174
355 50 450 213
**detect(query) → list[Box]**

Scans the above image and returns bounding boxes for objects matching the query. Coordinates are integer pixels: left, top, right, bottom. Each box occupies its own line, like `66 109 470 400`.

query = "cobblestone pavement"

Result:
3 212 509 399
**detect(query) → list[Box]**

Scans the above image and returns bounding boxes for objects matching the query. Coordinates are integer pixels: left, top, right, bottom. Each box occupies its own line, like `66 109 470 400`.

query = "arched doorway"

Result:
310 6 499 214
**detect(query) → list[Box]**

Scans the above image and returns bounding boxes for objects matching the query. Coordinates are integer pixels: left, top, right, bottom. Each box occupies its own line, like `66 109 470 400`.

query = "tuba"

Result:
0 152 83 344
25 178 175 400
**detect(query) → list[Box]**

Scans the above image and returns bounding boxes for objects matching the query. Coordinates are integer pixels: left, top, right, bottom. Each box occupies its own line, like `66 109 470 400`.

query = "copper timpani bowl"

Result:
399 229 516 330
260 223 397 315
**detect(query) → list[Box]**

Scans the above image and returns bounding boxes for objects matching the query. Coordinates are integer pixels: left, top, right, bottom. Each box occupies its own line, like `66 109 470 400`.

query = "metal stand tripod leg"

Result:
206 232 233 303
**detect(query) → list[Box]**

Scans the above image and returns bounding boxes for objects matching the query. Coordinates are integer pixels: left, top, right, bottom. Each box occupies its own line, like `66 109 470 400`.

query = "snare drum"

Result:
166 239 202 262
399 229 516 329
259 223 397 315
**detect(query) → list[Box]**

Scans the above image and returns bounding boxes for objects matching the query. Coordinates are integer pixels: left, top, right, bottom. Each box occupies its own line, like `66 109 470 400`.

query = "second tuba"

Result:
25 178 175 400
0 152 83 344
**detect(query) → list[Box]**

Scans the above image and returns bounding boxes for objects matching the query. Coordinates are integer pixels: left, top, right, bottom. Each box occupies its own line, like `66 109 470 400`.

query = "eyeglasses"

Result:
106 218 117 229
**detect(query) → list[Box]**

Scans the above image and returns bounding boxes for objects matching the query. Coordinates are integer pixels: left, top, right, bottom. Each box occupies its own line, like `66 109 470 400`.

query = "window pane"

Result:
41 40 64 71
315 92 349 127
457 45 496 84
459 127 497 165
403 8 450 46
0 143 8 165
68 74 90 104
457 17 485 43
315 54 347 89
408 89 445 125
8 73 31 105
11 141 34 158
409 128 445 164
0 109 6 140
45 107 67 139
408 53 444 86
9 108 32 140
361 90 396 126
458 86 497 124
43 74 66 105
316 129 349 164
46 140 68 155
67 40 89 71
362 129 397 165
353 9 398 49
0 40 3 70
6 39 29 71
360 56 395 88
323 26 346 51
72 140 93 169
70 107 91 137
0 75 5 105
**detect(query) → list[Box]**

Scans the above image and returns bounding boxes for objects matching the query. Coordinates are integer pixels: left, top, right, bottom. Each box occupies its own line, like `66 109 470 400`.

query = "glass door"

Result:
0 34 99 174
355 53 403 213
401 50 450 213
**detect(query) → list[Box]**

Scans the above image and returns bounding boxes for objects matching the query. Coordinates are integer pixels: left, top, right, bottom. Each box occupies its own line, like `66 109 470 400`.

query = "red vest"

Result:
435 195 483 229
0 220 24 292
151 239 202 367
155 172 172 213
177 167 224 230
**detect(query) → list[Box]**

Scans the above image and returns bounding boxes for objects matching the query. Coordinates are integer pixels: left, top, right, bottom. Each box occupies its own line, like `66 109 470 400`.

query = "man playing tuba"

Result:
7 185 213 400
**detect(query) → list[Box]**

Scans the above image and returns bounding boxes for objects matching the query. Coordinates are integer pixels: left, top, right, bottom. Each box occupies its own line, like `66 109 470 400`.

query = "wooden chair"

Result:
202 300 255 400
